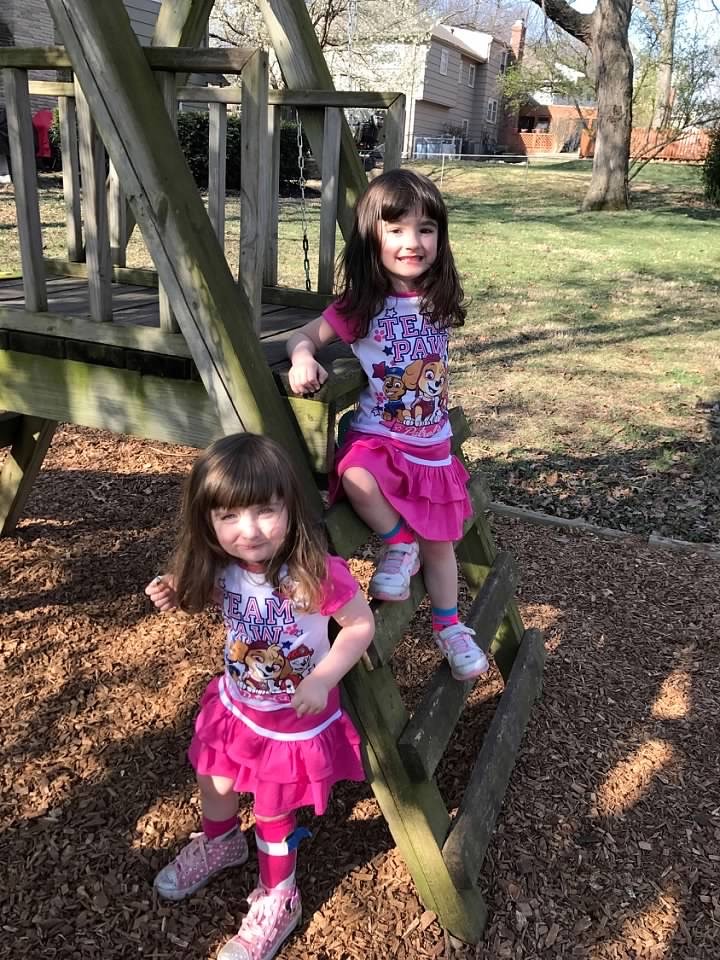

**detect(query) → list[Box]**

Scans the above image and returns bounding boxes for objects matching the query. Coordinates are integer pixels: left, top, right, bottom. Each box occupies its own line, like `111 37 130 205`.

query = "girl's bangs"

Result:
377 179 444 224
205 456 283 511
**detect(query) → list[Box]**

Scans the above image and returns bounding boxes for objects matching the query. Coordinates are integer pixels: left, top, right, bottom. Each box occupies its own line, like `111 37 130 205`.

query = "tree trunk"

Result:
651 0 678 129
529 0 633 211
582 0 633 210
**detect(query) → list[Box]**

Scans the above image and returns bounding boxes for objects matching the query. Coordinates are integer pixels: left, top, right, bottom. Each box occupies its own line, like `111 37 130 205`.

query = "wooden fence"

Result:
580 126 710 162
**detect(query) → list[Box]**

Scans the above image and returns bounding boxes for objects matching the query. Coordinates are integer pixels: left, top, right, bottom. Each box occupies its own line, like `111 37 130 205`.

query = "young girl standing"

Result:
146 433 374 960
287 168 487 682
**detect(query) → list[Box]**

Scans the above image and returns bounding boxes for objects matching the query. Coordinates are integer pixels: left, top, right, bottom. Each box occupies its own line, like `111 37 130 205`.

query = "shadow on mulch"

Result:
2 425 720 958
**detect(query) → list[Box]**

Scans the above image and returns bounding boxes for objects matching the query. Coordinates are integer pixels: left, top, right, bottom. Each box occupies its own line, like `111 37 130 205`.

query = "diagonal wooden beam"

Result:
45 0 318 497
259 0 368 238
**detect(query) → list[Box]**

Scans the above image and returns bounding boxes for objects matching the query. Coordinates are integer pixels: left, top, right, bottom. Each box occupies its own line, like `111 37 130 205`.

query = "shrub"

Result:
49 107 309 194
702 126 720 206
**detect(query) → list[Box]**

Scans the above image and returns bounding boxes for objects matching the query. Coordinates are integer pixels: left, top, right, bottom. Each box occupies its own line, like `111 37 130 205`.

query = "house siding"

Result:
471 39 507 150
0 1 161 106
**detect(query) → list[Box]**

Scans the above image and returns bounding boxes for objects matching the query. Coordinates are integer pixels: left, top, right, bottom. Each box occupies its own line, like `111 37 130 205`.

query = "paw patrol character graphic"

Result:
402 354 447 426
226 638 293 692
279 644 314 693
371 362 409 423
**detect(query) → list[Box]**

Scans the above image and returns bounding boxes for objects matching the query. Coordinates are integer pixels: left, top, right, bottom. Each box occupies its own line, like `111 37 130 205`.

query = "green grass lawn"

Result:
1 160 718 541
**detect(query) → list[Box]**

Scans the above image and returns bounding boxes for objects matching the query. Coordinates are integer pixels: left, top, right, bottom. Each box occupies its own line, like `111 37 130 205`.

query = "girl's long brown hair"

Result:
170 433 327 613
336 168 466 337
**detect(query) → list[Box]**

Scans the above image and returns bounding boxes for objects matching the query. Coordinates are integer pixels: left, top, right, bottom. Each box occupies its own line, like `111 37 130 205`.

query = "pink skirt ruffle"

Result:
188 677 365 817
330 431 472 542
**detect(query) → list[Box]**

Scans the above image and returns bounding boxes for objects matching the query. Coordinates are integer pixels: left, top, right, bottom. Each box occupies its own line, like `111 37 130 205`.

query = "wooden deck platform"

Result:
0 276 325 371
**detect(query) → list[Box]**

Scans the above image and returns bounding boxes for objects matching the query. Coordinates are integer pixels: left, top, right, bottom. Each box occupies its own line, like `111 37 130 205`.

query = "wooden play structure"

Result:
0 0 544 943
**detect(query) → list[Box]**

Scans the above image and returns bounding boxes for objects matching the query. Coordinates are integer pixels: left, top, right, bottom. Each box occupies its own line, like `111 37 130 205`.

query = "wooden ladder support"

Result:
328 409 544 942
0 414 57 535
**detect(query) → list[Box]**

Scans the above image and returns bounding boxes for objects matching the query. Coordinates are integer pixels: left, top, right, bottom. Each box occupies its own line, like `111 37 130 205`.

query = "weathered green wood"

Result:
0 415 57 535
0 307 190 356
343 661 488 942
383 95 406 172
46 0 317 494
261 286 333 311
44 258 158 287
0 349 221 446
0 412 21 448
173 87 403 107
3 69 47 312
442 629 545 890
107 161 127 267
318 107 341 294
156 71 179 333
0 46 255 72
153 0 215 47
28 80 75 97
259 0 368 238
397 551 519 782
239 50 270 331
263 106 281 287
0 349 337 474
74 79 113 322
368 574 427 667
208 102 227 243
58 96 83 262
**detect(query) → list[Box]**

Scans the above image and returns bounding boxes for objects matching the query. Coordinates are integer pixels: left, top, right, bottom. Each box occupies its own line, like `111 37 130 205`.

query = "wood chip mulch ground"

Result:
1 426 719 960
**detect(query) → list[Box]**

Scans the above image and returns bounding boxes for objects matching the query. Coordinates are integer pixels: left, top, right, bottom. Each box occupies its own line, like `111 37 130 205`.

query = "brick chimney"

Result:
510 19 526 63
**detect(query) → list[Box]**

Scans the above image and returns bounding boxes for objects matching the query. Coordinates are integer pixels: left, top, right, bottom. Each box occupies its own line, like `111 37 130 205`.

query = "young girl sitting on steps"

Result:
287 168 488 682
146 433 374 960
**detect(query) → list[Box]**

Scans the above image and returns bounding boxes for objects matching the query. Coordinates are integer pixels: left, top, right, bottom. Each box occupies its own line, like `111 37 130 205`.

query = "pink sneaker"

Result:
434 623 489 681
368 541 421 602
154 827 249 900
217 884 302 960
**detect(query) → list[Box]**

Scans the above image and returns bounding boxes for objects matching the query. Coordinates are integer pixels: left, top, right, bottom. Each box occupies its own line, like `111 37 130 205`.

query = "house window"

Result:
439 49 448 76
461 119 470 137
499 50 509 74
486 98 498 123
467 63 476 87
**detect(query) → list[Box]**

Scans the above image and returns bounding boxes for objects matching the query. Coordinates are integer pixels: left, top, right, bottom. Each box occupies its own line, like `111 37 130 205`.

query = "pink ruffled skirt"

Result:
188 676 365 817
330 431 472 542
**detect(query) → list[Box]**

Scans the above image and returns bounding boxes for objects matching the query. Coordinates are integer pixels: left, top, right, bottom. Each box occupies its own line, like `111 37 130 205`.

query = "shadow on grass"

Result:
473 400 720 543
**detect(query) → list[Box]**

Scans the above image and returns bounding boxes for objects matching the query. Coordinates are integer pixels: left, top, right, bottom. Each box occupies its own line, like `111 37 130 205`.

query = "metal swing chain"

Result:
295 110 312 292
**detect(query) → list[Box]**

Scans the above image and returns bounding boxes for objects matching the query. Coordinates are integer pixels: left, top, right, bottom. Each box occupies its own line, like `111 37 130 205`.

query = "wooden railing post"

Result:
263 104 281 288
58 95 83 262
318 106 341 294
208 101 228 243
156 70 179 333
3 68 48 312
74 79 113 322
383 95 406 172
239 49 269 333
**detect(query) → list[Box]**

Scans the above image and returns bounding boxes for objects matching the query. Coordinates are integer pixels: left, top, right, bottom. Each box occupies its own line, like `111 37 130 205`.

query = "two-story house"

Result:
326 19 527 157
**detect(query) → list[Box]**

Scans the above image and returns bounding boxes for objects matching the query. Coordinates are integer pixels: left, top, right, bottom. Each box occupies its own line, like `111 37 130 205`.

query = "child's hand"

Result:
145 574 178 611
291 674 330 716
288 358 329 395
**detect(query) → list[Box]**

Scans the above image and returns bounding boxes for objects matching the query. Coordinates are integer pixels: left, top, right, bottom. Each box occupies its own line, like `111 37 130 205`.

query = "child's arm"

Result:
291 591 375 717
145 574 178 612
286 315 339 395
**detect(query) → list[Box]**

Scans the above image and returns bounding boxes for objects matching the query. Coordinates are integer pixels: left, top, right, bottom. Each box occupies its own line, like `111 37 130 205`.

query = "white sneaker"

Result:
434 623 489 681
368 541 420 602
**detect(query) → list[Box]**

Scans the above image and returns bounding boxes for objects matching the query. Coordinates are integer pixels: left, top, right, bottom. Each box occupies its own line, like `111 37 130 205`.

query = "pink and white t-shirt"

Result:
217 555 358 713
324 294 451 446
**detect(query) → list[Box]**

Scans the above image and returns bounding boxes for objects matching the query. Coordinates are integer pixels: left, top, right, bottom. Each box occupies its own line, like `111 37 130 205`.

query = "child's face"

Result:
211 498 289 567
377 208 438 293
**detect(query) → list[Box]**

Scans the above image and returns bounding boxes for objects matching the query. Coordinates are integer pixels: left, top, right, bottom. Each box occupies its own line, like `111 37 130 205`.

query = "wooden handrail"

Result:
0 45 256 72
